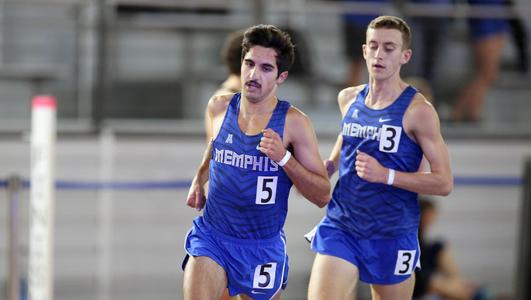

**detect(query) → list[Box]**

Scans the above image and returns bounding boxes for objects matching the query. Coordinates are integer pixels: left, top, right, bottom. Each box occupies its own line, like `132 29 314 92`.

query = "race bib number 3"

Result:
379 125 401 153
394 250 416 275
253 262 277 289
256 176 277 205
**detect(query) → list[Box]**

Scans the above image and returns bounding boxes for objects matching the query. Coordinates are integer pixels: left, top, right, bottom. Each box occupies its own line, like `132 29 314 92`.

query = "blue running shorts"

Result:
468 0 508 40
469 18 508 40
308 217 420 285
183 216 289 299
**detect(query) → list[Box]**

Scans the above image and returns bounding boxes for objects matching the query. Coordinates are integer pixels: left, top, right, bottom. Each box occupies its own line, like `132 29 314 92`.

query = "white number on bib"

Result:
379 125 401 153
256 176 277 205
253 262 277 289
394 250 416 275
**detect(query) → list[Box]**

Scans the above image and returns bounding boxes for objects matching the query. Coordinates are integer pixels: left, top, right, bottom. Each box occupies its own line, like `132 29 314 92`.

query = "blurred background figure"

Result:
414 197 499 300
502 0 529 73
450 0 508 123
405 0 453 90
214 30 245 96
338 0 390 86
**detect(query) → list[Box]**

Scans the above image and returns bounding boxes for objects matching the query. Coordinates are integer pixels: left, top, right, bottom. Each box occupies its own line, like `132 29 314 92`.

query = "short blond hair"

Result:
368 15 411 49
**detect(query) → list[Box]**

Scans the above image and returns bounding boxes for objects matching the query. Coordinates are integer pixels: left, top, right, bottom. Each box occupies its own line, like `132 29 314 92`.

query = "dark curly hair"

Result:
242 24 295 76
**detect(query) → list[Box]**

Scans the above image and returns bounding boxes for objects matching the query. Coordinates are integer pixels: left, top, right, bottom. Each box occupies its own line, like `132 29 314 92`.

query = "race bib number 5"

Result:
256 176 277 205
253 262 277 289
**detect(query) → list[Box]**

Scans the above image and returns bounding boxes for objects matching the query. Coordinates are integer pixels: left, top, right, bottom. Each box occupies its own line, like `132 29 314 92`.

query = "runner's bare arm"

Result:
325 86 364 177
260 108 330 207
355 97 453 195
397 98 453 195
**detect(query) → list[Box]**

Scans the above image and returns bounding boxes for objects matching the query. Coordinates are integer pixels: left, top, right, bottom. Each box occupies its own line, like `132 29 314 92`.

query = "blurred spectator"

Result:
414 197 496 300
406 0 454 86
450 0 508 122
213 30 245 96
503 0 529 73
339 0 390 86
